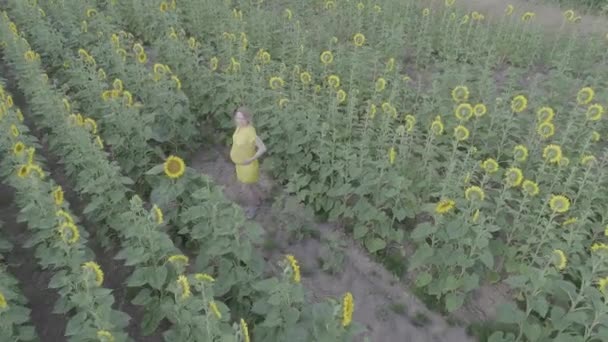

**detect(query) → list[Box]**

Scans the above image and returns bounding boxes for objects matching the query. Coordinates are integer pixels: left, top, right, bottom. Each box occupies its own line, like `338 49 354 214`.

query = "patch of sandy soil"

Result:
190 147 473 342
429 0 608 34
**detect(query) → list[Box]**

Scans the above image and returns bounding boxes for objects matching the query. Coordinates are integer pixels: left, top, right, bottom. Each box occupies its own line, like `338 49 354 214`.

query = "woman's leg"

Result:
241 182 260 219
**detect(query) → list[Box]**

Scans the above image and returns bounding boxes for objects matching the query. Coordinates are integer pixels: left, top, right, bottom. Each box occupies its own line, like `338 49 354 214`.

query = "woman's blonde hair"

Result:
235 106 253 123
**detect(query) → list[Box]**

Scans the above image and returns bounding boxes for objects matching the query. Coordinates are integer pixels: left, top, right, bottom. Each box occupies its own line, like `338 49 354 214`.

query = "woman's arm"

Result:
243 136 267 164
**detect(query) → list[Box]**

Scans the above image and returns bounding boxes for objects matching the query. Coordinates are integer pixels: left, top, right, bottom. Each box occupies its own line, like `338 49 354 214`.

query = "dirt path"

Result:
439 0 608 34
190 147 473 342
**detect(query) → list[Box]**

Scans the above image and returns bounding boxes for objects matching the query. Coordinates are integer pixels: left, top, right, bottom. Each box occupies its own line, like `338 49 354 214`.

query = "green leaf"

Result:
148 266 168 290
410 222 437 240
530 296 549 318
444 292 464 312
408 243 433 271
364 237 386 253
522 322 541 341
65 311 87 336
141 305 164 336
353 224 368 240
496 302 526 324
479 249 494 269
146 164 165 175
415 272 432 287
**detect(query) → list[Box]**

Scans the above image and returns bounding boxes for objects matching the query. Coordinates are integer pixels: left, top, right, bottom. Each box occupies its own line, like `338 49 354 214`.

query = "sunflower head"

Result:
336 89 347 104
375 78 386 92
465 186 485 202
388 147 397 165
521 12 536 21
194 273 215 283
209 301 222 318
137 52 148 64
17 165 29 178
511 95 528 113
455 103 473 121
473 103 487 117
454 125 470 141
549 195 570 214
210 57 219 71
592 131 601 142
285 254 301 283
0 291 7 309
53 186 64 206
481 158 499 173
543 144 563 164
269 76 285 90
152 205 163 225
58 222 80 245
13 141 25 155
164 155 186 179
552 249 567 270
580 155 597 167
586 104 604 121
82 261 104 286
320 50 334 65
522 180 540 196
598 277 608 296
176 275 191 299
505 167 524 187
97 330 114 342
430 117 444 136
404 115 416 132
327 75 340 89
435 199 455 214
536 121 555 139
422 8 430 16
536 107 555 123
10 124 19 138
240 319 250 342
576 87 594 105
278 98 290 108
300 72 312 85
451 86 469 103
342 292 354 327
353 33 365 47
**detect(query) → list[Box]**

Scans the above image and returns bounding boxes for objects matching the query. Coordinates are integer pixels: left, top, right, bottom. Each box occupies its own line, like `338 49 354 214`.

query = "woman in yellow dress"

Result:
230 107 267 219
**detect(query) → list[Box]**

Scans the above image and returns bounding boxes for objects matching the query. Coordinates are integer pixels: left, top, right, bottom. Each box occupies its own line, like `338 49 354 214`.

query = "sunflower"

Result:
285 254 301 283
116 48 127 61
576 87 594 105
137 52 148 64
472 209 480 223
164 155 186 179
542 144 563 164
461 14 470 24
473 103 487 117
58 222 79 245
278 98 290 108
591 242 608 253
522 180 540 196
537 121 555 139
586 104 604 121
430 117 444 136
481 158 499 173
598 277 608 296
268 76 285 90
151 205 163 225
123 91 133 107
445 0 455 6
97 68 106 80
375 78 386 92
176 275 191 299
386 57 395 72
240 319 250 342
552 249 567 270
580 155 596 167
86 8 97 17
454 125 470 141
97 330 114 342
511 95 528 113
13 141 24 155
327 75 340 89
353 33 365 47
373 4 382 12
404 115 416 132
10 124 19 138
300 72 312 85
325 1 336 10
84 118 97 134
320 50 334 65
171 75 182 90
549 195 570 213
388 147 396 165
194 273 215 283
95 136 103 149
562 217 577 227
563 10 575 22
82 261 104 286
56 210 74 224
16 109 24 122
342 292 354 327
53 186 64 206
505 167 523 187
592 131 601 142
422 8 430 16
455 103 474 121
536 107 555 123
451 86 469 103
521 12 535 21
159 1 169 12
210 57 219 71
17 165 29 178
465 186 485 202
28 165 44 179
472 11 484 21
336 89 347 104
0 291 7 309
435 199 455 214
284 8 293 20
168 254 189 267
209 301 222 318
6 95 13 108
559 157 570 167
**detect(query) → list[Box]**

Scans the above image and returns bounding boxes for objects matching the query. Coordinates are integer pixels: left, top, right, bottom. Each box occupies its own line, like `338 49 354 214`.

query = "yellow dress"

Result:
230 125 259 184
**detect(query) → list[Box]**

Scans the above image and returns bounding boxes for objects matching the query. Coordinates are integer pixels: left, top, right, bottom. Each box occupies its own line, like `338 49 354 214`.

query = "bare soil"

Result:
190 147 473 342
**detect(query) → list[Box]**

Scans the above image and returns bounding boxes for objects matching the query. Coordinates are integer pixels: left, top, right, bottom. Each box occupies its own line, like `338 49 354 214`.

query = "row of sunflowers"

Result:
1 2 358 342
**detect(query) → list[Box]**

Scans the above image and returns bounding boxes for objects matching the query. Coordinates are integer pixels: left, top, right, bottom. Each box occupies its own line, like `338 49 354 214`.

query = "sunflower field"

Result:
1 0 608 341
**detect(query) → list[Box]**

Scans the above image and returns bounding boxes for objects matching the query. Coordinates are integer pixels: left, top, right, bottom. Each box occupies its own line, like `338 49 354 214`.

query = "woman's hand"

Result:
240 158 254 165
